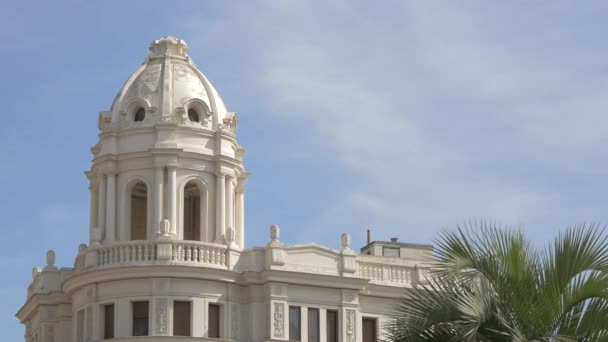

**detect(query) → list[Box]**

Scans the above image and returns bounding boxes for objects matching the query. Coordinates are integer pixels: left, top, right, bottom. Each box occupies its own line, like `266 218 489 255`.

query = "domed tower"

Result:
17 36 437 342
90 36 247 248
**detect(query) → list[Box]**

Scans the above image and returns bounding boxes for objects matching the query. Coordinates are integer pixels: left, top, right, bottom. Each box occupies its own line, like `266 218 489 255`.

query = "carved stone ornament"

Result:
155 298 169 335
341 233 351 250
46 250 55 266
44 250 57 270
78 243 88 254
346 310 356 342
226 227 236 244
270 225 280 244
31 266 41 280
273 303 285 338
159 219 171 237
343 291 357 303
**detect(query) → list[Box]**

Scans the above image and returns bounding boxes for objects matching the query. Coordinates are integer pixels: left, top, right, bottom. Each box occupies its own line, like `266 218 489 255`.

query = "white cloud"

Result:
179 1 608 246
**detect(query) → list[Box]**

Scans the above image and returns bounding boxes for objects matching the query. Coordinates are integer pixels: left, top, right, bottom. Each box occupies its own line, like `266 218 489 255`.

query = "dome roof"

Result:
106 36 229 126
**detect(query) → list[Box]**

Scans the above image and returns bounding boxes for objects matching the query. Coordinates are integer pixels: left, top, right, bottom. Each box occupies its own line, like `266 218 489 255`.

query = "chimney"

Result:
367 229 371 245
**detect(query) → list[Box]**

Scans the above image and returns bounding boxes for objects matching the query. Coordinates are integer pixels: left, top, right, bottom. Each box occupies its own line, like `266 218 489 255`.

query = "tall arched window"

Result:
130 182 148 240
183 181 201 241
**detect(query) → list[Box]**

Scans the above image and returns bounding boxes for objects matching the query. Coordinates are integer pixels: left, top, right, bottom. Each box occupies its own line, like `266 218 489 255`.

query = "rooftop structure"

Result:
16 36 435 342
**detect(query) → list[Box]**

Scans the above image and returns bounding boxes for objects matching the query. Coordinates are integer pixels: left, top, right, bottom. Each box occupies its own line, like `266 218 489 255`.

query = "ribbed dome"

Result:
105 36 230 127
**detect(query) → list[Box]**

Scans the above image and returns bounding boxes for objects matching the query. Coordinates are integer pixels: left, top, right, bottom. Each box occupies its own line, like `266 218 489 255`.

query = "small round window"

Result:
188 109 199 122
134 108 145 122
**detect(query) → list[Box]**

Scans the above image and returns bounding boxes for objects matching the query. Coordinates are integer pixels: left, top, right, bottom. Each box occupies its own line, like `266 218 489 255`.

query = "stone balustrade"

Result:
72 238 431 287
171 241 227 266
355 255 431 286
91 240 229 269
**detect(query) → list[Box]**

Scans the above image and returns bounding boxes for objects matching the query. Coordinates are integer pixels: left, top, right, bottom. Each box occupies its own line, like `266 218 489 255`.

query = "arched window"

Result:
187 108 199 123
134 108 146 122
183 181 201 241
130 182 147 240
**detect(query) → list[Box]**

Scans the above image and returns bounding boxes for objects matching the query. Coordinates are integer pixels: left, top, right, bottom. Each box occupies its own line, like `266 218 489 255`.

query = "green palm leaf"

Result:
387 223 608 342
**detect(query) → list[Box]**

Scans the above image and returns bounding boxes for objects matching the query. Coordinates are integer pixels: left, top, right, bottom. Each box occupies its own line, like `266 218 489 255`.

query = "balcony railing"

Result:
75 240 430 287
87 240 230 269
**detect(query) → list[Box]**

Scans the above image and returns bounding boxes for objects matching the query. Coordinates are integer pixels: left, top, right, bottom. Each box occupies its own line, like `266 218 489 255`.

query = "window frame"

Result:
134 107 146 122
326 309 338 342
307 308 320 342
173 300 192 337
131 301 150 337
382 246 400 257
208 302 222 338
102 303 115 339
362 316 378 342
289 305 301 341
188 108 200 122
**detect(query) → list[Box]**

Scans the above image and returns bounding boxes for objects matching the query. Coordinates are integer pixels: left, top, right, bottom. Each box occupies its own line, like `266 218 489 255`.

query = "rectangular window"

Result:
362 317 377 342
174 301 191 336
76 310 85 342
208 303 220 338
289 306 301 341
103 304 115 339
383 247 400 257
326 310 338 342
132 301 149 336
307 308 320 342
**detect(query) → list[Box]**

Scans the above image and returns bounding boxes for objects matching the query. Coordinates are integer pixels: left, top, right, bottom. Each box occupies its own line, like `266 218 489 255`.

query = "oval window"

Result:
134 108 145 122
188 109 199 122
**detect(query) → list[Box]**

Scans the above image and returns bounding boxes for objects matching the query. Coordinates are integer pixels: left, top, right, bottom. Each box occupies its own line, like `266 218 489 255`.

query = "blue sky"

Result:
2 0 608 338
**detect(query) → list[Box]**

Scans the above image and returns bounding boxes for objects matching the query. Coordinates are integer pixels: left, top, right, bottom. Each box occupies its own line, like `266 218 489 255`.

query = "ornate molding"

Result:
273 303 285 338
345 309 356 342
155 298 169 335
342 291 358 303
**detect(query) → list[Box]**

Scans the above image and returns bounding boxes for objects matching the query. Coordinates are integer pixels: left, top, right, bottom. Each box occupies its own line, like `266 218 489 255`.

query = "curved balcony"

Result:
70 239 431 288
74 239 233 273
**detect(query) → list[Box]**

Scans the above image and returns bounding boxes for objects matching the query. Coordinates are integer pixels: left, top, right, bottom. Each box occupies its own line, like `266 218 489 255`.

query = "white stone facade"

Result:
16 36 435 342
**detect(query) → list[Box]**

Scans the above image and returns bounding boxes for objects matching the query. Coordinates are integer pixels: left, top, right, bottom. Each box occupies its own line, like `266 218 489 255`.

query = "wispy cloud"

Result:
183 1 608 247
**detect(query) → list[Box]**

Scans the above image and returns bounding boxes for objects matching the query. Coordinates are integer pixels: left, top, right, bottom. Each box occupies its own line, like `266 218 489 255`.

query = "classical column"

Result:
216 172 226 243
167 166 177 235
105 173 116 242
226 175 235 232
97 174 106 241
154 167 164 235
236 185 245 249
89 183 97 245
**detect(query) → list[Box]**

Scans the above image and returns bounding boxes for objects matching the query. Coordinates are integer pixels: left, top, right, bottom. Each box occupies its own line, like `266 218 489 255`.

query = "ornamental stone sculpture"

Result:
270 225 280 243
31 267 41 280
341 233 351 250
226 227 236 248
45 250 57 271
159 219 171 237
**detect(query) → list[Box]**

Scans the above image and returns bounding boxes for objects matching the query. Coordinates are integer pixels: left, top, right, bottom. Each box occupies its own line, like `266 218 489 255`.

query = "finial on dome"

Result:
149 36 189 58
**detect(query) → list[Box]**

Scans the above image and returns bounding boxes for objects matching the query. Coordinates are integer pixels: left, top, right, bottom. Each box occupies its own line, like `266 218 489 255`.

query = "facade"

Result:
16 36 434 342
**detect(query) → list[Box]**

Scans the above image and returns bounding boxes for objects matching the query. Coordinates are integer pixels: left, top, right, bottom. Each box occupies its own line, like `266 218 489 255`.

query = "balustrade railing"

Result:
171 242 226 266
356 260 417 285
94 240 228 268
87 240 429 287
97 241 158 266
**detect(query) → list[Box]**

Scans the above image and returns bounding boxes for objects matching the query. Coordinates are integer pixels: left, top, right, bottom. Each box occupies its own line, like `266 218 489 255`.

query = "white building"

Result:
16 36 434 342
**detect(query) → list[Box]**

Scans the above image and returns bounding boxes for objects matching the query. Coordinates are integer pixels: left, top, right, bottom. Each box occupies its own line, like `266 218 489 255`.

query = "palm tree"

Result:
387 223 608 341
